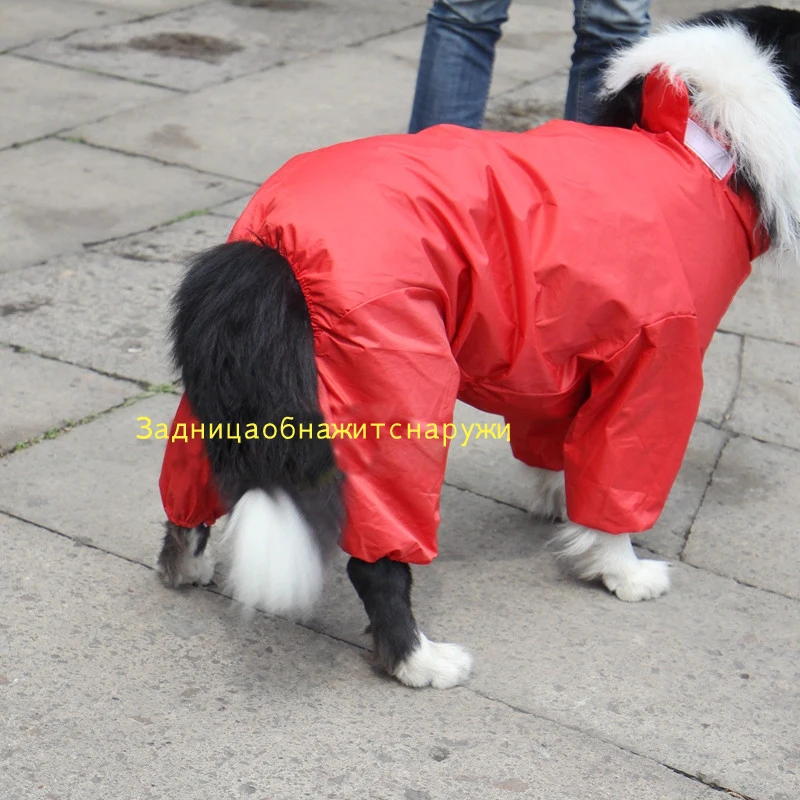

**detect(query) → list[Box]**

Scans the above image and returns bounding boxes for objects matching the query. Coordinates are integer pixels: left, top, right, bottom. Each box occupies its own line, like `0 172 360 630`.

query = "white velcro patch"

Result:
684 118 734 179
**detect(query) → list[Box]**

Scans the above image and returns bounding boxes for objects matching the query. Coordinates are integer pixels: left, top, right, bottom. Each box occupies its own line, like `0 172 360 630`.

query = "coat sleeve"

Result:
562 315 703 533
316 290 461 565
159 393 229 529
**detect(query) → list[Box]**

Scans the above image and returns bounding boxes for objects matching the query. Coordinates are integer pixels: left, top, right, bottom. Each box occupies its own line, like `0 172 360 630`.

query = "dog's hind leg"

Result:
157 522 216 588
519 465 567 521
551 525 670 602
346 557 472 689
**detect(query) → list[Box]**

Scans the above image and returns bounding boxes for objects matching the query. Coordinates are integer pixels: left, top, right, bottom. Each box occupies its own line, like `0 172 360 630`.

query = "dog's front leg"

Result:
553 525 670 602
157 521 216 588
346 557 472 689
523 467 670 601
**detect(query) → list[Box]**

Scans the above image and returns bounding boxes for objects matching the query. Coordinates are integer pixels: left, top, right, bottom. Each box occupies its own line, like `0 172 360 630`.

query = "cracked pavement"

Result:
1 1 799 798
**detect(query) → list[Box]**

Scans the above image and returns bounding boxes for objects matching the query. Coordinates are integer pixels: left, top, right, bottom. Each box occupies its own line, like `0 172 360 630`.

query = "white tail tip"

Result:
221 488 323 618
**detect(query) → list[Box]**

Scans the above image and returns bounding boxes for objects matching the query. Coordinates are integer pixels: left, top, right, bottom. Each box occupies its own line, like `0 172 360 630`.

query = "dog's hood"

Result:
604 20 800 271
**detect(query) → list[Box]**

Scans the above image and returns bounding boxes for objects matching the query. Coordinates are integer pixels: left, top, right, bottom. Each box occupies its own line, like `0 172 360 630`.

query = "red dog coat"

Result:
160 71 765 564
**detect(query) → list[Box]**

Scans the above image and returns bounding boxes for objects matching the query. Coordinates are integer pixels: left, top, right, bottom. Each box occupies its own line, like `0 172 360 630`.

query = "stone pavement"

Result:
1 0 799 798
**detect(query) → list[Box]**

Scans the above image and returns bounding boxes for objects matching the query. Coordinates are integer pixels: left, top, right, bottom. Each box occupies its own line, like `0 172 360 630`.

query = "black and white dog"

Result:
158 7 800 688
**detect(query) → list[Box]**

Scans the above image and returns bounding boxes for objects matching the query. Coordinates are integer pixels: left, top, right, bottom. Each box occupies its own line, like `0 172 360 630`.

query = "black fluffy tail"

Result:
170 240 342 616
171 240 335 505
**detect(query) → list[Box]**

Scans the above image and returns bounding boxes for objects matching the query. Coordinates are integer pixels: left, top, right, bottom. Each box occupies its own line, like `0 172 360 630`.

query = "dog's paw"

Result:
394 633 472 689
603 559 670 602
181 546 216 586
158 525 216 588
159 547 216 588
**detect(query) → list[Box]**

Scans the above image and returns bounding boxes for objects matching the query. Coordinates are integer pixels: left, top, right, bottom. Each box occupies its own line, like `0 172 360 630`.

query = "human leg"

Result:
566 0 650 123
409 0 512 131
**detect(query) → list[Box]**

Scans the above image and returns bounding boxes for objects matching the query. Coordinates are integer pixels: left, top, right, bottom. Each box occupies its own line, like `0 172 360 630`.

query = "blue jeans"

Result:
408 0 650 131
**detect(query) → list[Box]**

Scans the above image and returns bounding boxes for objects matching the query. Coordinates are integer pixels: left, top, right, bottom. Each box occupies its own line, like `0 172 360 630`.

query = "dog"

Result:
156 6 800 689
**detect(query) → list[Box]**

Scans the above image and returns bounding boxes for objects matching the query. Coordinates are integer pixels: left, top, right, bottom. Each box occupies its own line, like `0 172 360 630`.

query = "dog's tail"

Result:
171 240 342 617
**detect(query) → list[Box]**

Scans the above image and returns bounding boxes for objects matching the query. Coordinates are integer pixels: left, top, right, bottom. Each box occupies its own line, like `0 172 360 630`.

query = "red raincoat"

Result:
160 71 766 564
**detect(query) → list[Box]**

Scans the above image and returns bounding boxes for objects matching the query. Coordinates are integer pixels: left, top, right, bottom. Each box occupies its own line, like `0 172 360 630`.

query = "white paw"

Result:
603 559 670 602
176 543 216 586
393 633 472 689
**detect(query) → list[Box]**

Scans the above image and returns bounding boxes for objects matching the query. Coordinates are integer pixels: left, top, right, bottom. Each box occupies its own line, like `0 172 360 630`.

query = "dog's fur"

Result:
158 7 800 688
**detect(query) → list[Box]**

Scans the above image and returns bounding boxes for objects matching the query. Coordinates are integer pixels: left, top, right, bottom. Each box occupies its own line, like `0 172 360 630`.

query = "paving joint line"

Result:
1 0 214 56
467 687 757 799
346 19 426 49
0 131 69 155
490 67 569 101
722 428 800 454
678 430 733 560
677 558 798 601
717 326 800 349
0 505 371 657
7 50 191 94
49 133 261 187
443 480 529 513
0 385 175 458
0 508 151 569
722 333 745 424
673 334 745 548
0 341 158 391
79 209 229 252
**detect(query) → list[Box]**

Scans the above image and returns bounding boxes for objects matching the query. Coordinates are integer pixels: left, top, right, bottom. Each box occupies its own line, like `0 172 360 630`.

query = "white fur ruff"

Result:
553 525 671 602
221 488 323 618
393 633 473 689
604 21 800 272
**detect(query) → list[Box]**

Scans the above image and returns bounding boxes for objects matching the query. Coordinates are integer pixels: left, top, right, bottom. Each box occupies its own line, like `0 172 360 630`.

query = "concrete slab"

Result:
208 194 252 219
0 252 174 386
1 513 727 800
726 336 800 449
684 435 800 599
698 331 740 426
0 54 174 149
0 215 237 385
18 0 429 92
444 403 529 511
90 211 233 263
0 394 177 565
0 0 135 52
313 489 800 800
644 422 728 559
721 269 800 347
492 1 573 84
485 71 569 131
71 46 419 181
0 346 137 452
0 139 251 270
